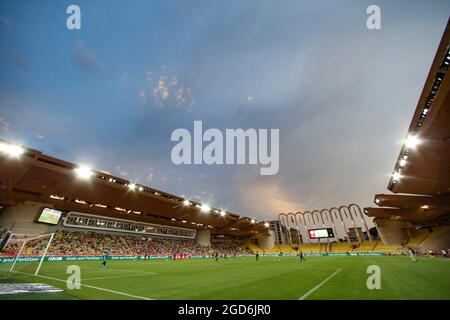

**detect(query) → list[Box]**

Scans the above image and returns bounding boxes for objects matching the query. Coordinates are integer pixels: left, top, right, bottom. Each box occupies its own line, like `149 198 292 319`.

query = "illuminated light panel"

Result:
399 159 406 167
50 195 64 200
420 205 430 210
183 200 191 206
264 222 270 228
219 210 226 216
75 199 87 204
74 166 94 179
128 183 136 191
115 207 126 212
94 203 107 208
250 219 256 224
0 142 24 157
200 204 211 213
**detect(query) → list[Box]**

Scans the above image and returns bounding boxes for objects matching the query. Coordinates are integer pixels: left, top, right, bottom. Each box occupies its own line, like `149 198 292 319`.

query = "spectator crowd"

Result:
1 230 251 257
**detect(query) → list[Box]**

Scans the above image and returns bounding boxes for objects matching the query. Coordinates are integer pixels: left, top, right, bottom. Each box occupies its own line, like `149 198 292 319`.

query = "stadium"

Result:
0 3 449 303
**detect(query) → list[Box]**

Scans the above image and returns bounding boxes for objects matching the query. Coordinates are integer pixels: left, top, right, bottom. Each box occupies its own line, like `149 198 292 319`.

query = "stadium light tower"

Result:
0 142 24 157
74 166 94 180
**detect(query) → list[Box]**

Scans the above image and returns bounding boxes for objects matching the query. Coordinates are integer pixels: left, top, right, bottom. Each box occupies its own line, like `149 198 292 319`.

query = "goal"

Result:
0 232 54 279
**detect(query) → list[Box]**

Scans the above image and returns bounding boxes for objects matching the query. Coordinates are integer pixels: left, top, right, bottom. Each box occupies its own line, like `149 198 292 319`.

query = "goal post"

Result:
0 232 55 279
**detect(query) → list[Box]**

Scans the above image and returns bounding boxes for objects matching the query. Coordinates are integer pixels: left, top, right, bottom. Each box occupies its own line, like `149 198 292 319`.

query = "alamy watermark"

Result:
366 265 381 289
366 5 381 30
171 121 279 175
66 265 81 289
66 5 81 30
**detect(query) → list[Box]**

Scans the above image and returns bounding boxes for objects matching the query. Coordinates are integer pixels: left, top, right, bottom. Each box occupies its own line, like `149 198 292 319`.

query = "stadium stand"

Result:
371 241 401 254
330 241 354 253
0 230 251 257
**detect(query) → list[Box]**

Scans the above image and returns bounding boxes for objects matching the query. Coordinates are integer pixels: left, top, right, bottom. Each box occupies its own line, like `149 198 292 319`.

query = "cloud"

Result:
0 116 9 132
138 88 147 103
238 180 302 219
35 134 45 139
73 39 104 73
115 165 128 177
247 95 255 103
152 77 169 107
0 16 10 29
0 48 29 70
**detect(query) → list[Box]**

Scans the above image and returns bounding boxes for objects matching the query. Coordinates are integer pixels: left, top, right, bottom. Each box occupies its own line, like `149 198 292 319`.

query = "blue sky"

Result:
0 1 449 220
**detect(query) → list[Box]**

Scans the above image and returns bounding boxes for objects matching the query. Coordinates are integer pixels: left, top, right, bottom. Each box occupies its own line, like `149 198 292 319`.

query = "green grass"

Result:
1 256 449 300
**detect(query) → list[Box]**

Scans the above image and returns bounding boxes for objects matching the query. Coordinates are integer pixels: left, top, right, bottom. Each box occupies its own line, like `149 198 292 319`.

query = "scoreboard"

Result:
308 228 335 239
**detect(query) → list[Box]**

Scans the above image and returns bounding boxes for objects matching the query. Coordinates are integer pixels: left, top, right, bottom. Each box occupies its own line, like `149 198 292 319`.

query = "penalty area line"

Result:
9 270 155 300
298 268 342 300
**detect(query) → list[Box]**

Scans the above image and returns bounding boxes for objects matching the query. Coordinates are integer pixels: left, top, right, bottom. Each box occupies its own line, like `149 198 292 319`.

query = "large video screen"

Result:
36 208 63 225
308 228 334 239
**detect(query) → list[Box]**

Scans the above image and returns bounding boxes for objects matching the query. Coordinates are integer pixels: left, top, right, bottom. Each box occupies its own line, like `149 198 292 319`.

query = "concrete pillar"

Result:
195 229 211 246
255 230 275 250
374 218 408 246
0 201 52 235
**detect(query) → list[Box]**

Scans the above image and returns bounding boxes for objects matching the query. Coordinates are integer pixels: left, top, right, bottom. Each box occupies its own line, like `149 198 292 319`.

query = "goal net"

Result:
0 232 54 279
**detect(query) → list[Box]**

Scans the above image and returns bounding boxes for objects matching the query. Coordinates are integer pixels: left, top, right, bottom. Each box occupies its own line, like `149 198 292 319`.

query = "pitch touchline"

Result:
9 270 154 300
298 268 342 300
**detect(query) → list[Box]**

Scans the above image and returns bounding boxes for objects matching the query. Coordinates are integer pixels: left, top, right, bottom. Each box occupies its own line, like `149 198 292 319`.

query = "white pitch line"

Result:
298 268 342 300
9 270 154 300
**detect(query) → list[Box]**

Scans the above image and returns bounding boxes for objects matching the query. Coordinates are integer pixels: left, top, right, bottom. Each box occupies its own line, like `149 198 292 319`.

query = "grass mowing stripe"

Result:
81 266 156 275
10 270 155 300
83 273 155 281
298 268 342 300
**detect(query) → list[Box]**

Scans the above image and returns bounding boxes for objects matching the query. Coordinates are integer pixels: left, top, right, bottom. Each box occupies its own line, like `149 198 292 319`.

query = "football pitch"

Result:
1 256 449 300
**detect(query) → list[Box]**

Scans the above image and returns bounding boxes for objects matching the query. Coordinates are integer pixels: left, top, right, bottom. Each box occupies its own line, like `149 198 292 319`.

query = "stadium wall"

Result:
254 230 275 250
195 229 211 246
373 218 408 246
0 201 51 235
420 226 450 251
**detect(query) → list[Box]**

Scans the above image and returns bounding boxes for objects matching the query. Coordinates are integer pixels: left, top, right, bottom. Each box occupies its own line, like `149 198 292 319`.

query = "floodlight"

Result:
219 210 226 216
399 159 406 167
74 166 94 179
264 222 270 228
183 199 191 206
250 219 256 224
128 183 136 191
405 135 419 149
392 172 401 182
200 204 211 213
0 142 24 157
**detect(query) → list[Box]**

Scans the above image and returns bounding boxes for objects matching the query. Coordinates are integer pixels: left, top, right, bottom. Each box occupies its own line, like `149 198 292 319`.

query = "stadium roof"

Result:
365 20 450 226
0 143 269 237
